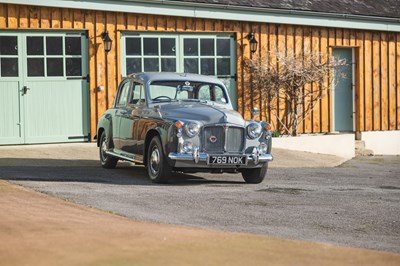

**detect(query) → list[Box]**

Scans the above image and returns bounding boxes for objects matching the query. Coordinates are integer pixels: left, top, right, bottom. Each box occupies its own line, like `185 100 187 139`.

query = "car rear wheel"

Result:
147 136 172 183
99 132 118 169
241 164 268 184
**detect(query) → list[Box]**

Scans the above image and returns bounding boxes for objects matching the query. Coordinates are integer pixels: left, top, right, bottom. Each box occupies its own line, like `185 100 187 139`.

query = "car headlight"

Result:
184 122 201 138
247 122 262 139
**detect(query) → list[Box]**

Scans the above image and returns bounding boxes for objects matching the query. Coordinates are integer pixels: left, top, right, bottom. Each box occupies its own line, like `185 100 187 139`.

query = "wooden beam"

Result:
364 32 373 131
84 10 97 140
51 8 61 29
28 6 39 28
320 28 329 132
40 7 50 29
106 12 117 110
356 31 365 131
372 32 381 130
0 3 6 28
380 32 389 130
388 33 396 130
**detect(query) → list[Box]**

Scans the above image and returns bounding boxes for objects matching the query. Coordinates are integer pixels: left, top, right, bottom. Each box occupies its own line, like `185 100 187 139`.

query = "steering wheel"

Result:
153 95 172 101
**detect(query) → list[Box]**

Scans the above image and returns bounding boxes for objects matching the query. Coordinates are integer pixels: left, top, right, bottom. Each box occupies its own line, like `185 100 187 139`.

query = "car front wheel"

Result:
99 132 118 169
241 164 268 184
147 136 172 183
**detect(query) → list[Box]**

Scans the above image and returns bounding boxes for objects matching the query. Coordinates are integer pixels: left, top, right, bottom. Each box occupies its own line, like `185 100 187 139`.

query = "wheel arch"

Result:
143 126 171 166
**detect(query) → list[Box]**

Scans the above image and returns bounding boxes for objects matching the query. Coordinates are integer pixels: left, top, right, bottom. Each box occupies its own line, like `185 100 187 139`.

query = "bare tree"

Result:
246 50 346 136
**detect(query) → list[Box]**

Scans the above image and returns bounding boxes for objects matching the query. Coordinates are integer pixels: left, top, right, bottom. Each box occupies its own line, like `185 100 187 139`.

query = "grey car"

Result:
96 72 273 183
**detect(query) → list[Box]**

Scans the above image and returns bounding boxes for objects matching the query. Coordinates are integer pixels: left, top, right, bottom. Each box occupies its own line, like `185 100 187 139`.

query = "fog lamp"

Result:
182 141 194 154
258 143 268 154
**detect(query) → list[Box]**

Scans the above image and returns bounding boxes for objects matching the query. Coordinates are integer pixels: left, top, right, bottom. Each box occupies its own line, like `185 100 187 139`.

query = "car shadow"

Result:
0 158 246 186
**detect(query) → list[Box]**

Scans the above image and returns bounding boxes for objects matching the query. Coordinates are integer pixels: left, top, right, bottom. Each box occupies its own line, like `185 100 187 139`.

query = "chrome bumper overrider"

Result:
168 151 273 165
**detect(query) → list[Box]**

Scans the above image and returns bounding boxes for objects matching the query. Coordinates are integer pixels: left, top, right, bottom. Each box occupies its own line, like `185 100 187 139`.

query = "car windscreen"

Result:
149 80 229 105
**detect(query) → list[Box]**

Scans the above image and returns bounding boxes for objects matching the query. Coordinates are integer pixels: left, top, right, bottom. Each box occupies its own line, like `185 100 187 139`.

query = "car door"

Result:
113 80 132 151
119 81 145 158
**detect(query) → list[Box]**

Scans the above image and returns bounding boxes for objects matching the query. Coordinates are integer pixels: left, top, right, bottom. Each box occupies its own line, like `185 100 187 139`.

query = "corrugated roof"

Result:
167 0 400 19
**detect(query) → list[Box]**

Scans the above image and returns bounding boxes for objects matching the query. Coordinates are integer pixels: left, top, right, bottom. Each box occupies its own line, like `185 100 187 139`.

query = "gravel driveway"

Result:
0 144 399 253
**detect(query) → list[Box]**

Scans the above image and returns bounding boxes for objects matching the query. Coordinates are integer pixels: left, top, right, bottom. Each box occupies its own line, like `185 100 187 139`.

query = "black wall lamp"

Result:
101 31 112 53
246 33 258 54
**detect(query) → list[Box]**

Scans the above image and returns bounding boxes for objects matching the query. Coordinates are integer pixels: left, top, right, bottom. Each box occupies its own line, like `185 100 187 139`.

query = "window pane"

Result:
46 37 63 55
27 58 44 76
184 58 198 74
131 84 141 104
200 39 214 56
161 58 176 72
143 38 158 56
47 58 63 76
27 36 44 55
201 58 215 75
198 85 210 101
66 58 82 76
65 37 81 55
117 82 130 106
126 38 141 55
184 39 198 56
217 58 230 76
126 58 142 74
1 58 18 77
161 38 175 56
144 58 159 72
217 39 230 56
0 36 18 55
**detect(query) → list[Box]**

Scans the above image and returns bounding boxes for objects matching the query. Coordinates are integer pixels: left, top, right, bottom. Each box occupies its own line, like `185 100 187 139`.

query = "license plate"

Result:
208 155 247 165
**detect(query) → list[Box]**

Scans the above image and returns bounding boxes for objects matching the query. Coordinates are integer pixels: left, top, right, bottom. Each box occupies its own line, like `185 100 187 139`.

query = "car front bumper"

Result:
168 148 273 168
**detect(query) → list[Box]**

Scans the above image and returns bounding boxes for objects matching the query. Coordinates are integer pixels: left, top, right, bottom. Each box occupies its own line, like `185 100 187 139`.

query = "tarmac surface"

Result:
0 143 399 265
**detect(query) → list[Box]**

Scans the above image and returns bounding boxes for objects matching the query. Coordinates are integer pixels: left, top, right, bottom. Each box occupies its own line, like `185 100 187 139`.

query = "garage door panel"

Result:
0 81 23 145
24 80 88 143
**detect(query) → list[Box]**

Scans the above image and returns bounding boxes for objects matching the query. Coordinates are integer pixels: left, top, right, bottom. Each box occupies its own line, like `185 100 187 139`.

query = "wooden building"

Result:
0 0 399 145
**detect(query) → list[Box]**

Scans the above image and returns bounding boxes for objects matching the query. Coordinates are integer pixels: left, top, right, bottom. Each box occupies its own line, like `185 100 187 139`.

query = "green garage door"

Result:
121 33 237 109
0 32 89 145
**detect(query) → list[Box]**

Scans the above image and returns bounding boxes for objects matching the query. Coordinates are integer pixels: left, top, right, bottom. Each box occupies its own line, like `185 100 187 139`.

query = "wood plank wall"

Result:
0 3 399 138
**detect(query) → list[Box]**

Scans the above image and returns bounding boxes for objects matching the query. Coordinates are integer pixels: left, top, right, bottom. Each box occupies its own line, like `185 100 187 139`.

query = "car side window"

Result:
213 85 227 104
198 85 211 101
131 83 145 105
116 81 131 107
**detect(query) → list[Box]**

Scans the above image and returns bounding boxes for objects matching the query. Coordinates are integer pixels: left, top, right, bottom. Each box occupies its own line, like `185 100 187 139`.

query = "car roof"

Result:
128 72 226 87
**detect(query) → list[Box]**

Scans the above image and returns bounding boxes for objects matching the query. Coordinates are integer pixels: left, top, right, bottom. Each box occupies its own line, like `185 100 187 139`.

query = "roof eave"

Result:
2 0 400 32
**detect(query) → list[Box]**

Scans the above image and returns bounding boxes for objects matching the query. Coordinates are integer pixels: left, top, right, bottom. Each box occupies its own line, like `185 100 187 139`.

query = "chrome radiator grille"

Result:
203 125 244 153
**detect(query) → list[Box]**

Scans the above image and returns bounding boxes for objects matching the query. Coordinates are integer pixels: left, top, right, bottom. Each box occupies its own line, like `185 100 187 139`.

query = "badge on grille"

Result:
209 136 218 143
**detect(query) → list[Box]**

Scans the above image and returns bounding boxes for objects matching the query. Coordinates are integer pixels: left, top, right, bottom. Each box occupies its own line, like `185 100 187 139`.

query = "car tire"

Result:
241 164 268 184
99 132 118 169
147 136 172 184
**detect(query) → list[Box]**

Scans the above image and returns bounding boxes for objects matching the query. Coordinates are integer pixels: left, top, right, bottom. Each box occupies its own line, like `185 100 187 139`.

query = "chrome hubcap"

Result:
150 147 160 175
101 138 108 161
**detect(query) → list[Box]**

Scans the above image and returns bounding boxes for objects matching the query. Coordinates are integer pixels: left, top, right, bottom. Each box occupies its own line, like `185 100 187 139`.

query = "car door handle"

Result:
22 86 30 95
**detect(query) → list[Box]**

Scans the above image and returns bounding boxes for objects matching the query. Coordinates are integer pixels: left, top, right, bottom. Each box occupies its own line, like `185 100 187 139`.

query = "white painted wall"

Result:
362 131 400 155
272 134 355 159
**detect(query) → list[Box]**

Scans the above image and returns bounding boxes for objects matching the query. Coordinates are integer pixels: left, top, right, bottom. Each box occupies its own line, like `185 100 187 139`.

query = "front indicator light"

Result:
175 120 183 129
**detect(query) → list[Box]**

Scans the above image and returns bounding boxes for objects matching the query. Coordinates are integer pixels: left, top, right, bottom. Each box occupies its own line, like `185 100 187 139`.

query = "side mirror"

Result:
251 107 259 121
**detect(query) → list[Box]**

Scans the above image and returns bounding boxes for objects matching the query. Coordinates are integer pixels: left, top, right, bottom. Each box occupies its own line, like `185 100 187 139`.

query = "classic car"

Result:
96 72 273 183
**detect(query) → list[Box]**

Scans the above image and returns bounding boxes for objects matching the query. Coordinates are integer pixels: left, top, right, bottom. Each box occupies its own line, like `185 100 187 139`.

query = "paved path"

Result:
1 180 399 266
0 143 399 265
